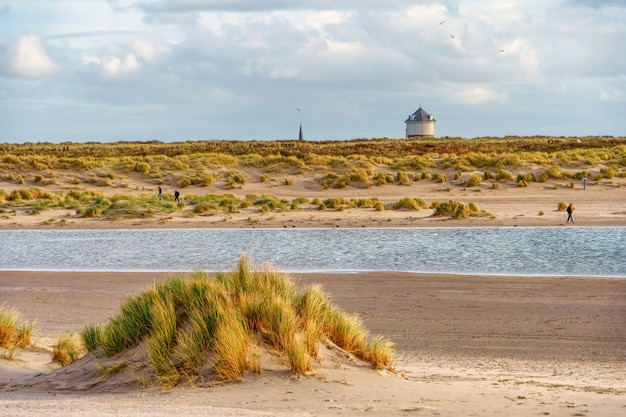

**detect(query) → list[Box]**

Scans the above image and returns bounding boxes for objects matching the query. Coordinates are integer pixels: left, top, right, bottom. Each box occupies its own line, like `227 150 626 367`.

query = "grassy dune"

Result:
0 136 624 222
1 257 394 389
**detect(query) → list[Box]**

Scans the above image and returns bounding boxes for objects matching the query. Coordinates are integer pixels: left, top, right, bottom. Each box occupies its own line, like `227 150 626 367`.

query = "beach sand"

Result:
1 169 626 415
1 169 625 229
1 270 625 416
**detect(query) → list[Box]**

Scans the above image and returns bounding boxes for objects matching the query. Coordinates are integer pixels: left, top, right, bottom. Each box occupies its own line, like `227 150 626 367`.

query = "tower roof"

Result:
405 106 435 123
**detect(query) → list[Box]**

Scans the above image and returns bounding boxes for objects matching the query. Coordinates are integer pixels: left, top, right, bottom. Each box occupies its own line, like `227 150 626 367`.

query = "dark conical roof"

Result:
405 106 435 123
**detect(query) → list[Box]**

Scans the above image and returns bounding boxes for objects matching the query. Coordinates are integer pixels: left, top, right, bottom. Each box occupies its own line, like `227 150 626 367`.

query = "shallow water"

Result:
0 227 624 277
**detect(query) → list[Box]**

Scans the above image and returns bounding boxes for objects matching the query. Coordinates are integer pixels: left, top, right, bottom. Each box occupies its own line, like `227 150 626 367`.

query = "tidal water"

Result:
0 227 624 277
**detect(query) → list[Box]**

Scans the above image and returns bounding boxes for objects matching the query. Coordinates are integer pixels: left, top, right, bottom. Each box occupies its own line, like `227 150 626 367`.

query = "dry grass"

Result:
2 137 625 223
53 332 85 366
0 304 35 360
78 256 394 387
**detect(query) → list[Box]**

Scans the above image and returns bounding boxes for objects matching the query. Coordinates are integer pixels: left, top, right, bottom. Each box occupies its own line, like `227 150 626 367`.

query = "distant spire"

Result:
298 123 304 141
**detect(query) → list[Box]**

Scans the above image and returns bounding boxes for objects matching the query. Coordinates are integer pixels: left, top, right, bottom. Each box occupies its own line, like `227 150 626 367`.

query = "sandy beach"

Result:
1 166 625 229
1 270 625 416
1 153 626 415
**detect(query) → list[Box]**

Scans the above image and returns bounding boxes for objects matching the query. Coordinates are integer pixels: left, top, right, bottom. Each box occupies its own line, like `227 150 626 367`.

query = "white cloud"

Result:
132 39 170 62
1 0 624 141
7 34 57 78
102 53 141 75
451 86 507 105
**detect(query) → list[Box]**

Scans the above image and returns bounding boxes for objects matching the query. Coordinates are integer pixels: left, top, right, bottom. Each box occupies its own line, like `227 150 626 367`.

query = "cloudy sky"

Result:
0 0 624 142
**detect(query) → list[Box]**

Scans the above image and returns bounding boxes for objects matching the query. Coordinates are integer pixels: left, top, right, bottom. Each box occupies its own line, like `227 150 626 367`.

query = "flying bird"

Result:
499 49 504 53
450 35 455 38
439 20 445 25
296 108 301 111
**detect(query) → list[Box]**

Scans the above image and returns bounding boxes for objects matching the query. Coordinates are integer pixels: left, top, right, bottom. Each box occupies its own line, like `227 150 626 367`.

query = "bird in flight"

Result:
296 108 301 111
450 35 455 38
499 49 504 53
440 20 445 25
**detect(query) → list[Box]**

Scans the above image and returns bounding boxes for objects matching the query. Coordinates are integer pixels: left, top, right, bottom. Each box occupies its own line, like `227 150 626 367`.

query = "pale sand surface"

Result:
1 270 625 416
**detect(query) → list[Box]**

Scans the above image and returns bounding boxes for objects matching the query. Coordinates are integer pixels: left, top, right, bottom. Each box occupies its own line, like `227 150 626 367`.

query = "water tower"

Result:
405 106 436 138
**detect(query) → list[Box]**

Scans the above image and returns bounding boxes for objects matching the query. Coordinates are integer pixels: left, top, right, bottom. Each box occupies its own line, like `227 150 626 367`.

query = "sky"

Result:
0 0 625 143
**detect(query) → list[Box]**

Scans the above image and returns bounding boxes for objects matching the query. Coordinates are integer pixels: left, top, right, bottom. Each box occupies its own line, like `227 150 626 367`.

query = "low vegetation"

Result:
53 332 85 366
79 257 395 387
1 137 625 222
432 200 493 219
0 304 35 360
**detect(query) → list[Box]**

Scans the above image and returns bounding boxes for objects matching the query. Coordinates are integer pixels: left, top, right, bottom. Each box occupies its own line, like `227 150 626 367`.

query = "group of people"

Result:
158 187 180 202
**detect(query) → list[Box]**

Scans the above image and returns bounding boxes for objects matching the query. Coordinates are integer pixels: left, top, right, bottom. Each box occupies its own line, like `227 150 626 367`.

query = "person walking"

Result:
158 187 162 201
566 203 574 223
174 190 180 202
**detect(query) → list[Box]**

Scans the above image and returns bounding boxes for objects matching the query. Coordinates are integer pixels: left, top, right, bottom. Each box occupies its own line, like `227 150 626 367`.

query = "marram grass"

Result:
80 256 395 387
53 332 85 366
0 304 35 360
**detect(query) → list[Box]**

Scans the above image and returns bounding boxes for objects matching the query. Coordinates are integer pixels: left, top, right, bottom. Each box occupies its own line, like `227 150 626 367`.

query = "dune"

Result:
1 270 625 416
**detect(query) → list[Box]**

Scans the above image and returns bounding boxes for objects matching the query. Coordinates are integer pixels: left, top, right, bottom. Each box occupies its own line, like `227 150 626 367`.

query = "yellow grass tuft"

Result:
0 305 36 360
53 332 86 366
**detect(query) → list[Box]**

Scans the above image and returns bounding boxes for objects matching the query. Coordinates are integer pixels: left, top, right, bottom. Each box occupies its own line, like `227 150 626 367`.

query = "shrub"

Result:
432 173 446 183
397 172 412 185
516 173 536 183
290 197 309 210
598 165 618 179
495 169 513 182
433 200 470 219
540 166 568 182
134 162 151 175
392 197 428 210
226 171 247 188
8 187 55 201
574 170 591 180
466 174 483 187
557 201 568 211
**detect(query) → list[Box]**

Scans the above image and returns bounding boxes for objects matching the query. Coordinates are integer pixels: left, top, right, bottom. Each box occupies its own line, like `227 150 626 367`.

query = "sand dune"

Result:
1 271 625 416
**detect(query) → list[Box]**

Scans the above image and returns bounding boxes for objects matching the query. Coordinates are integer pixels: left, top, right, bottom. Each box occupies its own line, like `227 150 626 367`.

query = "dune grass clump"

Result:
433 200 469 218
53 332 85 366
80 257 394 387
432 200 487 219
0 305 35 360
495 169 514 182
465 174 483 187
392 197 428 210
